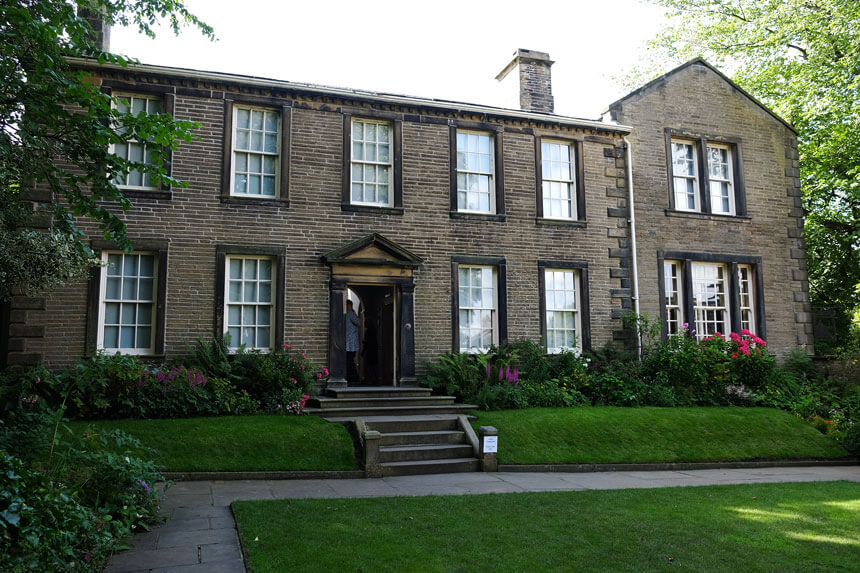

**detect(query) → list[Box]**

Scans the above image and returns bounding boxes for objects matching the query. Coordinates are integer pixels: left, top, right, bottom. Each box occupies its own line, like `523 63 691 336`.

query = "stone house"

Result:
0 51 810 385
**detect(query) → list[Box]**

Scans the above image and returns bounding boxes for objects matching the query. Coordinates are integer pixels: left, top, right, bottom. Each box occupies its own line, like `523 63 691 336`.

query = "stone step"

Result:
380 430 466 446
367 415 465 433
309 404 475 418
311 396 456 409
379 444 475 463
328 387 433 399
381 457 481 476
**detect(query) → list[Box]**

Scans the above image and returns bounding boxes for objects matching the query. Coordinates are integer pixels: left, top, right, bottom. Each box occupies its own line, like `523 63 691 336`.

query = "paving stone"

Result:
106 545 199 572
158 518 211 532
201 542 244 563
161 493 213 508
157 528 239 549
171 506 233 520
152 560 245 573
210 516 237 529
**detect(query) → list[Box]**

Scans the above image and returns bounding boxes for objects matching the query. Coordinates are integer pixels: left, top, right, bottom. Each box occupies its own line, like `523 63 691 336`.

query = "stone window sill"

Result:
449 211 506 222
664 209 751 223
535 218 587 228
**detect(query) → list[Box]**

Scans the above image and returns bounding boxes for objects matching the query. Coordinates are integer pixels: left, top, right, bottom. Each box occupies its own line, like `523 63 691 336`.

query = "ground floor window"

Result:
215 245 285 353
224 255 274 351
457 265 497 352
659 253 765 340
543 268 581 353
98 252 157 353
451 256 507 353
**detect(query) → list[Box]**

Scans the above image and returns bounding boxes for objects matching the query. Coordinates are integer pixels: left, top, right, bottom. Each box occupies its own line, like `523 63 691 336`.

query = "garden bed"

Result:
474 407 849 464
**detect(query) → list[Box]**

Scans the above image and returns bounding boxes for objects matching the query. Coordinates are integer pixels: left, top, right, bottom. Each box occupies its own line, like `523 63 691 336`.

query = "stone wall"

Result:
15 67 629 370
608 61 811 356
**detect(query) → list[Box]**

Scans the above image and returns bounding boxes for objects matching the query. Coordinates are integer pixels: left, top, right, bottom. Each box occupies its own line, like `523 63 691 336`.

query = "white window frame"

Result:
111 94 163 191
671 139 699 212
691 262 730 339
707 143 735 215
458 265 498 353
663 260 684 336
738 264 756 334
230 105 280 198
97 251 158 355
224 255 275 352
456 130 495 214
544 268 581 354
350 118 393 207
541 140 576 220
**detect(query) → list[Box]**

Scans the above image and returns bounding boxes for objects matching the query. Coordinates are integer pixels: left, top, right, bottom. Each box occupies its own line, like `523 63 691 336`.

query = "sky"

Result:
110 0 667 119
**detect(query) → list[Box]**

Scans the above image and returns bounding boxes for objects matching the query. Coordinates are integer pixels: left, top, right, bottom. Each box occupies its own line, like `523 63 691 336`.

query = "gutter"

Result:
624 137 642 359
68 57 633 134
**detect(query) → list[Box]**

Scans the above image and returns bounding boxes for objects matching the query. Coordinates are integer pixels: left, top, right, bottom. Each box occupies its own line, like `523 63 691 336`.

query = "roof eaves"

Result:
70 57 632 134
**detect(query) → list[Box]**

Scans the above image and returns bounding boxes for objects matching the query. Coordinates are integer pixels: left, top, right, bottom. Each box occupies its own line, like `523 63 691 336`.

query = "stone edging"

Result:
497 459 859 473
163 470 366 481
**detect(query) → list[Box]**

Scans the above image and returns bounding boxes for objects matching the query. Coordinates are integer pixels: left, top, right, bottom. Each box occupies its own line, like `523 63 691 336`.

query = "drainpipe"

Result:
623 137 642 359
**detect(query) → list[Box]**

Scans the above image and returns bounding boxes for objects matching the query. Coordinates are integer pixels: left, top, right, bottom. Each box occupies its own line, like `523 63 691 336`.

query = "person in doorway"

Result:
345 300 361 384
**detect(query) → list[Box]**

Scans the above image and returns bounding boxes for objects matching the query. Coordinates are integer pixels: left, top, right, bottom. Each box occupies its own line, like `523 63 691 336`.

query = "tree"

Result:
629 0 860 346
0 0 213 300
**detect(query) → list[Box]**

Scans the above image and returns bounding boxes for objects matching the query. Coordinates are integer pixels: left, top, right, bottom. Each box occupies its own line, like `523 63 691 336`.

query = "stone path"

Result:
106 465 860 572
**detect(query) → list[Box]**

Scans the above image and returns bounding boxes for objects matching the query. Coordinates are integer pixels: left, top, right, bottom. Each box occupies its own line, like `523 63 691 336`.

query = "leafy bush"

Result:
842 423 860 456
0 413 164 571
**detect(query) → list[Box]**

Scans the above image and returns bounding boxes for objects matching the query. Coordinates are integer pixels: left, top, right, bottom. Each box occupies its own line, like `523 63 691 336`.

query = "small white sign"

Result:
483 435 498 453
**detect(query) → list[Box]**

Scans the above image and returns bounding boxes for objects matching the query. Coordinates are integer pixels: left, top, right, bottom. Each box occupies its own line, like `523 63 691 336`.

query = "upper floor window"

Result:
671 140 699 211
351 119 392 207
541 140 577 220
666 132 745 216
112 95 163 190
98 252 157 354
456 130 494 213
231 106 279 197
707 144 734 215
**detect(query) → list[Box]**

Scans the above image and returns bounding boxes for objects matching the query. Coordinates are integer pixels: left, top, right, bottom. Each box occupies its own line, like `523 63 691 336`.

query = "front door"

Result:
348 285 396 386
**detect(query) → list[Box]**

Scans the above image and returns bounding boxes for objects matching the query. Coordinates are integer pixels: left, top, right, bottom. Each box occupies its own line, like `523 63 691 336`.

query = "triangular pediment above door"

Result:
322 233 423 268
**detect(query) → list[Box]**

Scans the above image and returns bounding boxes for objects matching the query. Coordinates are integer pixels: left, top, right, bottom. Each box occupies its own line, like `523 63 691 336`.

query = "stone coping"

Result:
163 459 857 481
498 459 858 473
164 470 366 481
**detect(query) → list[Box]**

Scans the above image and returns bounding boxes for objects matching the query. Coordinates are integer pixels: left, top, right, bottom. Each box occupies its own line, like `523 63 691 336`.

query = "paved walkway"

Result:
106 465 860 572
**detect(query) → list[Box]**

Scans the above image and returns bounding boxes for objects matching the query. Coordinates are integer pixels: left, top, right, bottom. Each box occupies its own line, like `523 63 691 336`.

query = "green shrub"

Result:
0 418 164 571
842 423 860 456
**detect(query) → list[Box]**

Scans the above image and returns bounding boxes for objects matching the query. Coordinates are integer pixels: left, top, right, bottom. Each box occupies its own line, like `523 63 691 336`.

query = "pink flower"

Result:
317 373 322 379
730 332 742 343
301 364 305 371
283 343 291 348
740 329 751 337
714 332 724 340
322 367 329 376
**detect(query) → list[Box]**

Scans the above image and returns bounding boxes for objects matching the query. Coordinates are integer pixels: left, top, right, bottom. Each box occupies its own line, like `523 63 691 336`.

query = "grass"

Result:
70 416 358 471
474 407 849 464
233 481 860 572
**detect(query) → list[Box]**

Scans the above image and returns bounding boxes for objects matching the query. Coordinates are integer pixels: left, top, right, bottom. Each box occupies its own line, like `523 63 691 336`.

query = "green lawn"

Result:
474 407 849 464
233 481 860 572
71 416 358 471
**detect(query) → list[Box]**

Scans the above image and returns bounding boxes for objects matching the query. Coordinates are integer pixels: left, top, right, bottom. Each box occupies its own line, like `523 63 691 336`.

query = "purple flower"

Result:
486 361 492 379
138 480 150 495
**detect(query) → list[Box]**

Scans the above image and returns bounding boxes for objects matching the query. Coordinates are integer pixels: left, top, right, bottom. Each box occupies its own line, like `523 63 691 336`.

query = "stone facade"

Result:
605 59 811 353
1 57 811 375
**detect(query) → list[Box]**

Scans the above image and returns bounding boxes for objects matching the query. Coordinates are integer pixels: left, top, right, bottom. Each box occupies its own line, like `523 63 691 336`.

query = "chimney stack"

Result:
495 49 554 113
77 6 111 52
